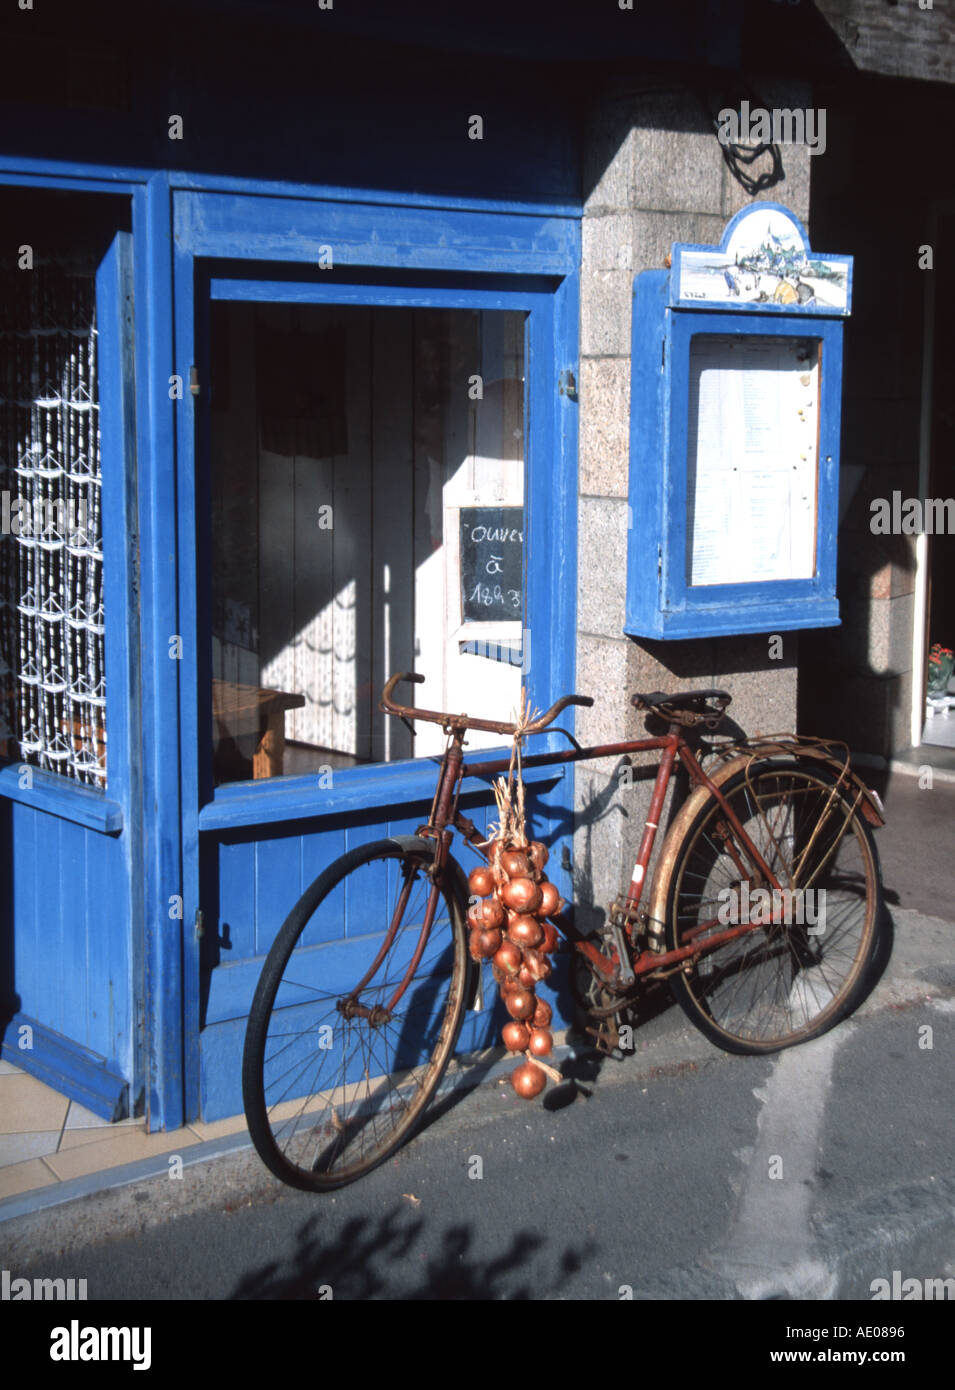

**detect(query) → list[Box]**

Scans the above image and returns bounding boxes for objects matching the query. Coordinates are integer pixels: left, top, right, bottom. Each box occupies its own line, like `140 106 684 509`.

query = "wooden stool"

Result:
212 679 306 779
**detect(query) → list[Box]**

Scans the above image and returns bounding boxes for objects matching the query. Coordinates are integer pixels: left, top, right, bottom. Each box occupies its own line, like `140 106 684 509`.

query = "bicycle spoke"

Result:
666 763 880 1052
244 841 468 1188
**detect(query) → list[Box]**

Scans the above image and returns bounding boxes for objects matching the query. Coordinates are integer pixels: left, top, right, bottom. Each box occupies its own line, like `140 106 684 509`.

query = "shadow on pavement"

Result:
229 1205 598 1299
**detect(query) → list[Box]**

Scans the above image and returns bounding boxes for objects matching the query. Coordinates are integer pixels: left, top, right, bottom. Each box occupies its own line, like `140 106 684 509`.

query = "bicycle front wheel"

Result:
242 837 470 1190
665 760 882 1054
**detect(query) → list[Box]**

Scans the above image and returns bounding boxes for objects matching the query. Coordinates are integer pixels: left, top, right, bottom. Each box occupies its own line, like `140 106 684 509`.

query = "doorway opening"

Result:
207 300 527 784
918 210 954 750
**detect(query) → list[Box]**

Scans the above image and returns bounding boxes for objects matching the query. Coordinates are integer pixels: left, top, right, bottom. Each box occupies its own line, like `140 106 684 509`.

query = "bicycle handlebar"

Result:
379 671 593 737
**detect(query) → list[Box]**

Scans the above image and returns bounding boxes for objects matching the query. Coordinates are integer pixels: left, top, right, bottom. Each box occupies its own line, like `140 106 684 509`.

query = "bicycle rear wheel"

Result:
665 760 882 1054
242 836 470 1190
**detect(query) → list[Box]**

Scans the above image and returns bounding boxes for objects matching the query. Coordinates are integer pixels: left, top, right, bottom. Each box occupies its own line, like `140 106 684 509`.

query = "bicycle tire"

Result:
664 759 882 1054
242 836 470 1190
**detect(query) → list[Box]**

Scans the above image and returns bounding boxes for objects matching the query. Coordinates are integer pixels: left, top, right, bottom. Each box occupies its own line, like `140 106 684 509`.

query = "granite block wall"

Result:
573 76 811 928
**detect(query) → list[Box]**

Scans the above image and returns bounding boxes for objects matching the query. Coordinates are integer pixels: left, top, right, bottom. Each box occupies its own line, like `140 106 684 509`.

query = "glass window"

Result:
0 191 111 787
209 302 526 784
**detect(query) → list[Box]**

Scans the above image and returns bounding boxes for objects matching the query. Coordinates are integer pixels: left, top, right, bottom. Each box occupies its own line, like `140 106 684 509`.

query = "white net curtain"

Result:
0 253 106 787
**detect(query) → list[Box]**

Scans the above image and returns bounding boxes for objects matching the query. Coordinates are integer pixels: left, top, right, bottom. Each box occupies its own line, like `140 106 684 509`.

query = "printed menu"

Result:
686 336 819 586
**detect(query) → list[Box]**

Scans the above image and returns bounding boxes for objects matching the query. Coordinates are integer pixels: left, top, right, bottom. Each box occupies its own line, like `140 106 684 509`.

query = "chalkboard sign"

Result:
460 507 524 622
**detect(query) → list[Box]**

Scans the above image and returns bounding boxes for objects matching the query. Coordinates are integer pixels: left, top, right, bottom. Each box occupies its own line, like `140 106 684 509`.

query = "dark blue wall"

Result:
0 0 751 203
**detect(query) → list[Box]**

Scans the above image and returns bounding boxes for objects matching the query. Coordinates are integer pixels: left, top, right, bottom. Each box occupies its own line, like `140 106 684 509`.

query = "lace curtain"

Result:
0 254 106 787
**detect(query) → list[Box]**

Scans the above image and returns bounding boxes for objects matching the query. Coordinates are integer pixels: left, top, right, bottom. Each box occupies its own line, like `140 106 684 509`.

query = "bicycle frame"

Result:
373 662 885 1019
390 722 795 1010
245 680 886 1191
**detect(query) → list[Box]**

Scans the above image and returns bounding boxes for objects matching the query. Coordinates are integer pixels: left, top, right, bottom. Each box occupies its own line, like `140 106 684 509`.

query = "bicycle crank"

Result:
585 1015 621 1056
570 944 641 1058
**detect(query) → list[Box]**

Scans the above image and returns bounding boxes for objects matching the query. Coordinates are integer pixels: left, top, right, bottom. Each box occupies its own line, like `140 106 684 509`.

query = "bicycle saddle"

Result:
630 688 732 729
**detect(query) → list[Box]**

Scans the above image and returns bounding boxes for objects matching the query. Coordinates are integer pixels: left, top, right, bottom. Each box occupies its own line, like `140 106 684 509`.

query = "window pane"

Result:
209 302 525 784
0 194 107 787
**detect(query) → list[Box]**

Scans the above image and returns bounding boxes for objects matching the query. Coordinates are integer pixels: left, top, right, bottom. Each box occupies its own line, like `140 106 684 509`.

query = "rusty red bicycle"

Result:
242 672 885 1190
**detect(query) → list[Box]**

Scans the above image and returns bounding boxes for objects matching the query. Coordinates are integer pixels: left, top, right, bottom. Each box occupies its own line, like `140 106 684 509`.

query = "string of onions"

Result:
467 688 566 1101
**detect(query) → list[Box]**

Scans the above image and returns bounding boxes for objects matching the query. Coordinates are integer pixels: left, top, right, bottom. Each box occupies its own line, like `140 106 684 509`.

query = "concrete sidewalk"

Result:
1 762 953 1227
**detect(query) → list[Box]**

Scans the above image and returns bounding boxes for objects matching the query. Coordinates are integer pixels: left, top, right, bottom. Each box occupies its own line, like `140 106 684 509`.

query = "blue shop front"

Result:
0 4 595 1130
3 1 856 1133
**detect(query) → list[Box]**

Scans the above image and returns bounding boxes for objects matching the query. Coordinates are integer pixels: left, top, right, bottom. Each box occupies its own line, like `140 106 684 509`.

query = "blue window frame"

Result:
171 193 580 823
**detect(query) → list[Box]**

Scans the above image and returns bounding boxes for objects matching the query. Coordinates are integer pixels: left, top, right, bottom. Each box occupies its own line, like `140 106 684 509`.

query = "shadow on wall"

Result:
798 90 955 757
798 538 918 757
570 692 751 936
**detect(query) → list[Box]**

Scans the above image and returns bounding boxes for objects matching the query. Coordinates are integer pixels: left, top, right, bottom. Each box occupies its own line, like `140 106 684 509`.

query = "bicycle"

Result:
242 672 886 1190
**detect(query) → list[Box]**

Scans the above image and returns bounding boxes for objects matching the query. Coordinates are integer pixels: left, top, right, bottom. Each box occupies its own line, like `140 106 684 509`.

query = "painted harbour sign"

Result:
672 204 852 314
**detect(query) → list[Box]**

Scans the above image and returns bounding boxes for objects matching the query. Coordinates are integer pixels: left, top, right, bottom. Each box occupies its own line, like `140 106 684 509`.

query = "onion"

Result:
504 989 536 1021
468 865 495 897
539 920 560 955
537 881 561 917
521 947 551 982
500 848 530 879
528 842 549 876
493 939 522 977
511 1060 546 1099
531 998 552 1029
468 897 504 931
501 877 543 914
501 1021 530 1052
469 927 501 960
506 914 543 949
518 964 535 988
528 1027 553 1057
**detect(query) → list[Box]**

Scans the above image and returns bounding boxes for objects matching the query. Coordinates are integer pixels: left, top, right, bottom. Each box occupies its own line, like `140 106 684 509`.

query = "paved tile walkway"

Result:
0 1059 247 1203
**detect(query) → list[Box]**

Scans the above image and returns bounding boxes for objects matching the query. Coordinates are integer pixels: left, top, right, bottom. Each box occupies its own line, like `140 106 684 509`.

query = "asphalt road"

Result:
5 902 953 1304
3 769 952 1316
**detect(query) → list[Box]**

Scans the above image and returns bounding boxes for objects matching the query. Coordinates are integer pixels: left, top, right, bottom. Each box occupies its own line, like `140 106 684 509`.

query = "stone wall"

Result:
573 77 812 930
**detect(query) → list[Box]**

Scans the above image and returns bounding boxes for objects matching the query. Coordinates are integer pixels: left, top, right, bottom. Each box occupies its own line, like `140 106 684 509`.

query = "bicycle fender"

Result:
645 781 716 951
712 743 886 828
646 748 884 951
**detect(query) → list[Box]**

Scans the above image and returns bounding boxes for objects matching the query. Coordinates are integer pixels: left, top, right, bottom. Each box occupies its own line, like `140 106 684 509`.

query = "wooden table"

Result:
212 679 306 779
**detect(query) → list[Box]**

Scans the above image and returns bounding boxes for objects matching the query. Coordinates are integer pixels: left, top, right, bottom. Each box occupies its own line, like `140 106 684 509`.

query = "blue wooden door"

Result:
0 199 143 1121
170 193 580 1123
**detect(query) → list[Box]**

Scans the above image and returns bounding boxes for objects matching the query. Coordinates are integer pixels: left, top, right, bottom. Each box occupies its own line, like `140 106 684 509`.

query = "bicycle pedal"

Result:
585 1021 619 1056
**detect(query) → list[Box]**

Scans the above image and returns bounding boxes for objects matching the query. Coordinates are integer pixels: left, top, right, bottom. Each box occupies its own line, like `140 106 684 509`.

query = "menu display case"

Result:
625 203 853 639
